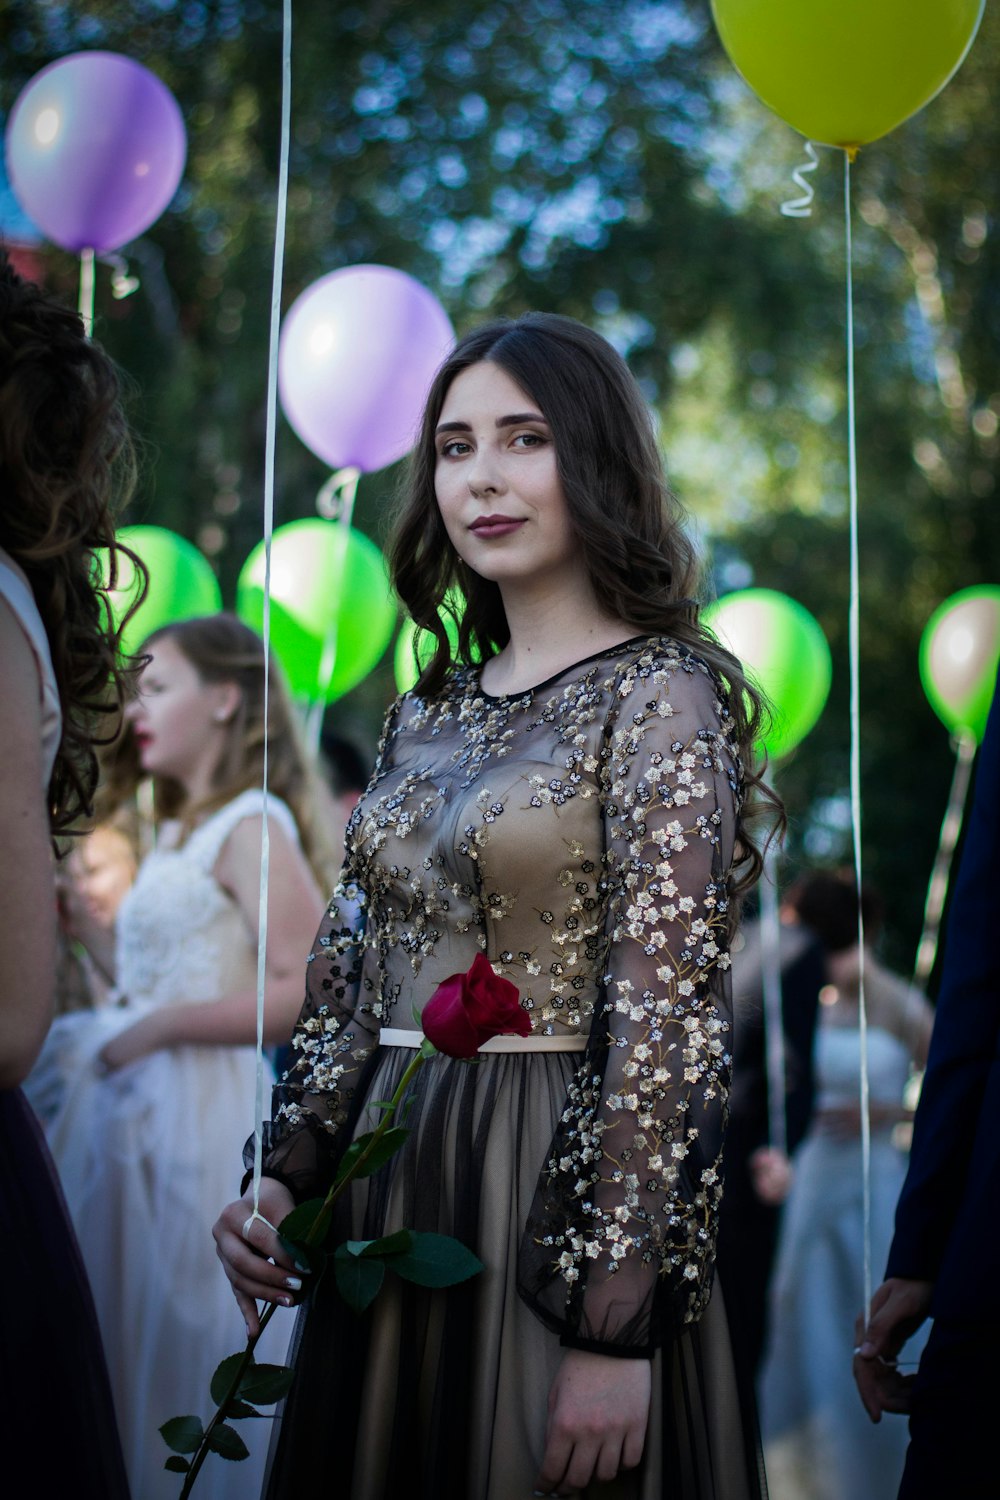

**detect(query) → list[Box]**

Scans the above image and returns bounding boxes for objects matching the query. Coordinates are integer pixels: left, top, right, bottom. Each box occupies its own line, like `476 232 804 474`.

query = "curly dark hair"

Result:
388 311 782 893
0 251 145 835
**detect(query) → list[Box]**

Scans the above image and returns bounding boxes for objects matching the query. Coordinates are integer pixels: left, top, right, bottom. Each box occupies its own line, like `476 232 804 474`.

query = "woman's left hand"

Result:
535 1349 650 1495
98 1011 167 1073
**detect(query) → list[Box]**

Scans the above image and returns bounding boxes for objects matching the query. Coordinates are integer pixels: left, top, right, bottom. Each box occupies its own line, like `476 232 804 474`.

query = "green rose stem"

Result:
177 1039 436 1499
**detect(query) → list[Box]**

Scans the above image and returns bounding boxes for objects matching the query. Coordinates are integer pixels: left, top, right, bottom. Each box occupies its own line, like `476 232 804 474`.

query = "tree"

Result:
3 0 995 964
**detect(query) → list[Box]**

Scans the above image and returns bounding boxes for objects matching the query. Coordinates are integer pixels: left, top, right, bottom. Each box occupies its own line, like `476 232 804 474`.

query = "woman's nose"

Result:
467 449 504 496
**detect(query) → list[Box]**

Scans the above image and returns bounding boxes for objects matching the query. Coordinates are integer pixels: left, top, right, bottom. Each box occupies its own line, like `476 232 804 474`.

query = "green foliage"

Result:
210 1351 294 1409
334 1125 410 1183
209 1352 247 1407
205 1424 250 1462
224 1399 263 1420
333 1227 482 1309
160 1415 205 1454
346 1229 414 1258
333 1242 386 1312
237 1364 296 1405
394 1232 485 1288
3 0 997 964
277 1195 331 1270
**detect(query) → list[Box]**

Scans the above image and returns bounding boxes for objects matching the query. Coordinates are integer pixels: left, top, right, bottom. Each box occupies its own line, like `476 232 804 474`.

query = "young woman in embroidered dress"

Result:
44 613 332 1500
216 312 777 1499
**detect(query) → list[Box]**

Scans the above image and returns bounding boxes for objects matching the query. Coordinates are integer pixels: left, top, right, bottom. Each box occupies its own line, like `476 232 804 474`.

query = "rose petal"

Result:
420 955 530 1057
421 976 483 1059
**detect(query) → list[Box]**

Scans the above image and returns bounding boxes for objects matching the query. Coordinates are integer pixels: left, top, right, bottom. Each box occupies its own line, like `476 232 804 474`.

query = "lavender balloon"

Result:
278 265 455 472
5 51 186 254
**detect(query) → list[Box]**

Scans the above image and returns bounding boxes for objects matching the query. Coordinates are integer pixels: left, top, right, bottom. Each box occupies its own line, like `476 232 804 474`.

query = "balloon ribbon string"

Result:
251 0 292 1228
306 466 362 755
78 248 96 335
780 141 819 219
844 151 872 1314
913 732 977 990
759 837 787 1157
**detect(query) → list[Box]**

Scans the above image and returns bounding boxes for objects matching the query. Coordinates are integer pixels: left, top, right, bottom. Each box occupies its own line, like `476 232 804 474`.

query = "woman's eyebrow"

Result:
495 412 547 428
435 412 548 434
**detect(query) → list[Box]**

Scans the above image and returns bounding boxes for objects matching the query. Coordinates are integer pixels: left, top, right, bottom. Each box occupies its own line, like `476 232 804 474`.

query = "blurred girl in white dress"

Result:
45 613 332 1500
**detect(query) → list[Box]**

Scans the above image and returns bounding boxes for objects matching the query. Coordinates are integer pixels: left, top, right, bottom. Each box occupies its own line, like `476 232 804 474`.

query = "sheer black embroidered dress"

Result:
254 637 766 1500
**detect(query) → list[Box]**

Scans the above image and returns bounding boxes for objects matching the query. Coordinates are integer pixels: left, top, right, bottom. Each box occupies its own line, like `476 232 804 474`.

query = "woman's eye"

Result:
513 431 545 448
440 438 471 458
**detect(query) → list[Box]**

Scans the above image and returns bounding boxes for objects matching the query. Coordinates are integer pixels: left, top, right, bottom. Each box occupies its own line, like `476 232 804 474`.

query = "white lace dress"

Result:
42 789 295 1500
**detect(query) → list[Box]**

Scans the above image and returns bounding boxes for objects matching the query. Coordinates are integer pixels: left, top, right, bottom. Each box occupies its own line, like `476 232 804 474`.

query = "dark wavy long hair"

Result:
388 311 781 891
0 252 145 835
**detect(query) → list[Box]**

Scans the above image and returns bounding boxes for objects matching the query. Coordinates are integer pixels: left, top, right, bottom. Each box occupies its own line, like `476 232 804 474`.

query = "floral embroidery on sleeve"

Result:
519 649 742 1348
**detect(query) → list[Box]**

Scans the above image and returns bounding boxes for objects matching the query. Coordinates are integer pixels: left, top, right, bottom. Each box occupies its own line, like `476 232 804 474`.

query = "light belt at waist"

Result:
379 1027 588 1054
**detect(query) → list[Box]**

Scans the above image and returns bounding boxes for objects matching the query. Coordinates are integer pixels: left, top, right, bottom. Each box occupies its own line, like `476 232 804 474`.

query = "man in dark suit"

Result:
854 676 1000 1496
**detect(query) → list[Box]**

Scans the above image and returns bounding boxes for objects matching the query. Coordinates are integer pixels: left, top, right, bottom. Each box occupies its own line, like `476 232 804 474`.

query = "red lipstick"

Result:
469 514 525 539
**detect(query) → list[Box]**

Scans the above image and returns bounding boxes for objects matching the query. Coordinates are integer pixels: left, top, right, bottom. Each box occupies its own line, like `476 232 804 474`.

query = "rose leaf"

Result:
393 1232 484 1288
333 1244 386 1312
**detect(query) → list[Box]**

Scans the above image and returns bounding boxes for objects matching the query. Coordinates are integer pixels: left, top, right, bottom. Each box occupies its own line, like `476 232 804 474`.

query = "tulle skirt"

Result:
0 1087 131 1495
265 1046 766 1500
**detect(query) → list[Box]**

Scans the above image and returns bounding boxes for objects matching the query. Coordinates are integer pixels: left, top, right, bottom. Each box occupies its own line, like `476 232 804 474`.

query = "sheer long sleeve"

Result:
518 653 741 1356
247 877 382 1203
245 706 404 1203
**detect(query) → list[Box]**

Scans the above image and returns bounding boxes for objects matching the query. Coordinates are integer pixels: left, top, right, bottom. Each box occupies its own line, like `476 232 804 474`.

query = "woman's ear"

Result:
212 681 242 726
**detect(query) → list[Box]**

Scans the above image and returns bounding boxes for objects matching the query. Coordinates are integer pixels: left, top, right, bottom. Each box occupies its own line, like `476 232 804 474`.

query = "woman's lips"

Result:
469 516 525 539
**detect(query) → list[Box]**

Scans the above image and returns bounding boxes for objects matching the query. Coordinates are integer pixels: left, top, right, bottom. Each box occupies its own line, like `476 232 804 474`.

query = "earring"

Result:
214 709 228 723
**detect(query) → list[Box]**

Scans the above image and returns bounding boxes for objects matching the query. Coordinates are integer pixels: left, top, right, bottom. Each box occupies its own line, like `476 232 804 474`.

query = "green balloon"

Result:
393 590 471 693
237 519 396 703
919 585 1000 744
704 588 832 761
100 525 221 656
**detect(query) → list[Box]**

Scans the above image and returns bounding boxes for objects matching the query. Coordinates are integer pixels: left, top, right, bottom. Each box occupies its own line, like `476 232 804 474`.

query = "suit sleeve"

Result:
886 676 1000 1282
781 937 824 1156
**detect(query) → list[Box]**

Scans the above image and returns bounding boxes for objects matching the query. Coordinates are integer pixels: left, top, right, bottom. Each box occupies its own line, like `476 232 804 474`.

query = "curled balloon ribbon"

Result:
306 466 362 753
100 253 141 300
780 140 819 219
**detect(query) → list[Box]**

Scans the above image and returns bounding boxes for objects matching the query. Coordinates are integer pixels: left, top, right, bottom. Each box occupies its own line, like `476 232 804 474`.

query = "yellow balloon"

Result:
711 0 984 151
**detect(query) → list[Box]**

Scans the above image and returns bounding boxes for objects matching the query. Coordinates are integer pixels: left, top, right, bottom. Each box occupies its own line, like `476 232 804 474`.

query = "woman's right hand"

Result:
213 1177 307 1337
536 1349 650 1495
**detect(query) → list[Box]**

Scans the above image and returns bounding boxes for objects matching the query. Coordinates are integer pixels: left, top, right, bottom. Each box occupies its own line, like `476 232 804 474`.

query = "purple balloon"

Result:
5 51 186 254
278 265 455 473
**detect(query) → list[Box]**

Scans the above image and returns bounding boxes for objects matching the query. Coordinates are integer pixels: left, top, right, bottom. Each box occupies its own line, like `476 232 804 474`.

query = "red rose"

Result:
421 953 531 1059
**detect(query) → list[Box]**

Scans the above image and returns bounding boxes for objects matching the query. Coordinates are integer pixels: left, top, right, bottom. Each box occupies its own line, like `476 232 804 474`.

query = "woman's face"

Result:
70 825 137 927
433 361 581 591
125 635 234 786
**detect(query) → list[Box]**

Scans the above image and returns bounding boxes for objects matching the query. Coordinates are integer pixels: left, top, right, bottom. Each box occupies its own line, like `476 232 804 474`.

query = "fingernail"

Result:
284 1276 302 1291
294 1257 311 1273
859 1341 875 1357
281 1295 294 1307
